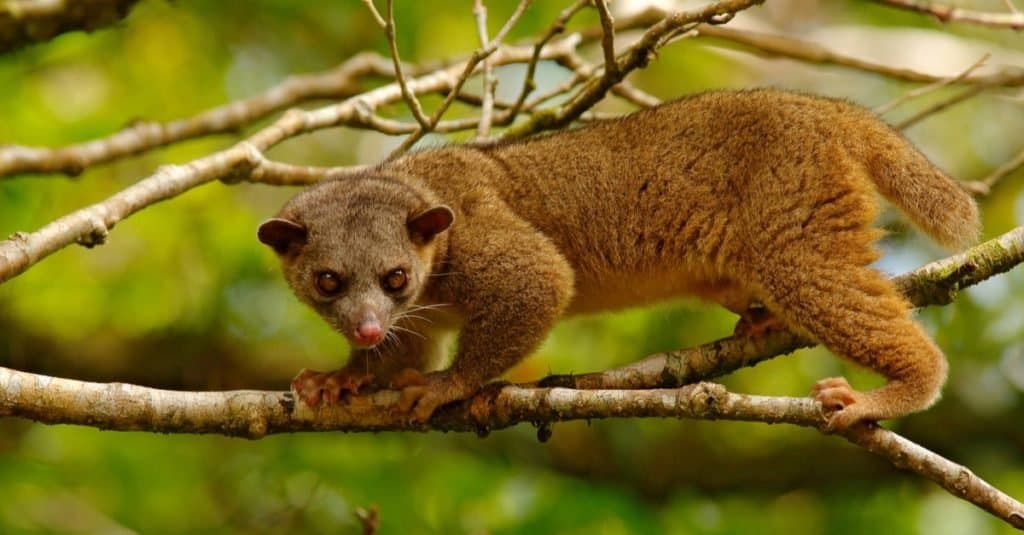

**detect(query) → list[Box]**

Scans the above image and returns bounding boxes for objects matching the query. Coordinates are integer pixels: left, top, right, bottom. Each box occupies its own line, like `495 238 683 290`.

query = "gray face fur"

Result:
258 178 453 349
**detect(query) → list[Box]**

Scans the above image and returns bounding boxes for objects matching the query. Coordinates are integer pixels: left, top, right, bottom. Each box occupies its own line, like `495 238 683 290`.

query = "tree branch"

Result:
966 146 1024 195
382 0 431 130
874 53 990 115
0 52 399 179
3 226 1024 526
2 370 1022 528
693 24 1024 87
2 2 1022 529
473 0 496 140
6 4 1023 182
894 81 997 130
593 0 618 80
389 0 531 156
0 38 581 285
503 0 588 121
874 0 1024 30
504 0 766 139
0 0 140 54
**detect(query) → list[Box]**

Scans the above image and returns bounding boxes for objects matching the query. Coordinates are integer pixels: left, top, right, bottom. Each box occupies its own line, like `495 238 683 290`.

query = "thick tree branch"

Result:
2 226 1024 527
0 2 1021 530
0 0 139 54
2 371 1022 528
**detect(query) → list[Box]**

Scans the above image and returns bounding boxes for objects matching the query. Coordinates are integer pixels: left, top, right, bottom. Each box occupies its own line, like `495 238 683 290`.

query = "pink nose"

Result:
353 321 384 346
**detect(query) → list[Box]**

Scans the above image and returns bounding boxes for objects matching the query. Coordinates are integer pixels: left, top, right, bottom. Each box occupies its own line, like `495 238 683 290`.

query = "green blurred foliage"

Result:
1 0 1023 533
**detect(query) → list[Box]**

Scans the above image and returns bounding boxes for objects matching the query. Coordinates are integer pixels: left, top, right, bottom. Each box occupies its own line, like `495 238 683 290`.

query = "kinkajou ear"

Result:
258 217 308 254
407 205 455 244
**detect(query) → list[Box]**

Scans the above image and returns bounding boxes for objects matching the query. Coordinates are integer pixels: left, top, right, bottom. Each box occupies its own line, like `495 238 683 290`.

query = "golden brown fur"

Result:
260 88 979 428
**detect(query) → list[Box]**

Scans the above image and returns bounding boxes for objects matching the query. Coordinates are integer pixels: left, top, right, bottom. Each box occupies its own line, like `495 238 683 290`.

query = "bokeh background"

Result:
1 0 1023 533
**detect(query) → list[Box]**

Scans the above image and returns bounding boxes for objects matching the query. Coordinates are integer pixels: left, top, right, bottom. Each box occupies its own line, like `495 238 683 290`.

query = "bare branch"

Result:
840 422 1024 530
383 0 431 130
504 0 589 120
473 0 496 139
2 224 1024 525
875 53 990 115
875 0 1024 30
895 82 996 130
966 147 1024 195
12 1 1016 183
0 0 140 53
520 48 591 109
240 155 372 187
390 0 532 155
694 25 1024 87
554 51 661 109
503 0 766 139
360 0 386 29
0 38 582 284
0 53 396 179
2 368 1022 528
611 80 662 107
594 0 619 79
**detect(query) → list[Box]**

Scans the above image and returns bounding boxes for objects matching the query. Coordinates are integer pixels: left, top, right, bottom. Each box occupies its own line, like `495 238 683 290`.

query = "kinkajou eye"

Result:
315 271 346 297
381 268 408 292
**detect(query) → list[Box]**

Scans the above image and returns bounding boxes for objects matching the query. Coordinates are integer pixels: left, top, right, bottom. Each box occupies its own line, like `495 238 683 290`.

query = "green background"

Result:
1 1 1023 533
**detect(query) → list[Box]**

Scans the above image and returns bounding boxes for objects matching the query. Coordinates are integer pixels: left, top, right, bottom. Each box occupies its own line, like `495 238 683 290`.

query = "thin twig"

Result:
611 80 662 107
0 53 396 179
473 0 496 140
983 147 1024 189
895 82 996 130
360 0 386 28
874 0 1024 30
504 0 589 121
594 0 619 79
963 146 1024 196
243 158 372 186
383 0 432 130
521 55 590 109
555 51 660 108
0 37 582 284
389 0 532 155
503 0 766 139
875 53 990 115
692 24 1024 87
